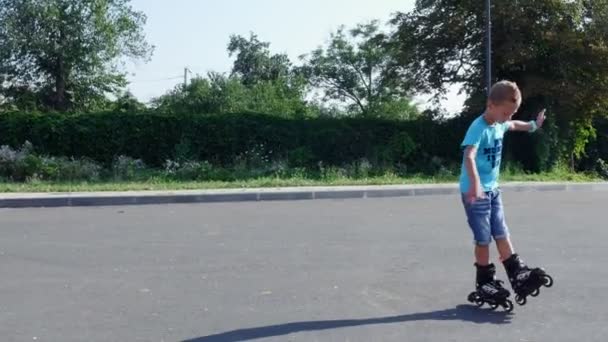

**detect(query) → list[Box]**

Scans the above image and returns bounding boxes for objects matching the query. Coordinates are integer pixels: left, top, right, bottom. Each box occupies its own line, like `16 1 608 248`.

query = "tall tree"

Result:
152 33 310 117
300 21 417 119
0 0 153 111
392 0 608 165
227 33 292 86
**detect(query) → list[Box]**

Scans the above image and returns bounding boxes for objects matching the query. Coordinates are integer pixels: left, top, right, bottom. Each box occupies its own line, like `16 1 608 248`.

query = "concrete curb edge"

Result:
1 182 607 208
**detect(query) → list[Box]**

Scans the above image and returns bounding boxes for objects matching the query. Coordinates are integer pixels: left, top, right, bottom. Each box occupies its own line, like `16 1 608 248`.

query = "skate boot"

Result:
467 263 514 312
503 254 554 306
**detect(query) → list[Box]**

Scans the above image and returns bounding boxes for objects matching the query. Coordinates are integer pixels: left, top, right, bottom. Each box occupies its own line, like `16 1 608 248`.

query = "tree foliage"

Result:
0 0 153 112
154 34 311 117
301 21 418 119
392 0 608 164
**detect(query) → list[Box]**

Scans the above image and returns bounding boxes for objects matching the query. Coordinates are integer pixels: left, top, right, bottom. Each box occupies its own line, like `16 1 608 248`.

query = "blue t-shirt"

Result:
459 115 510 193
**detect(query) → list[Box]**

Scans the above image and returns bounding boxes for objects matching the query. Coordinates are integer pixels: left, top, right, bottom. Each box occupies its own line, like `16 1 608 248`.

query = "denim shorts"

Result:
461 189 510 246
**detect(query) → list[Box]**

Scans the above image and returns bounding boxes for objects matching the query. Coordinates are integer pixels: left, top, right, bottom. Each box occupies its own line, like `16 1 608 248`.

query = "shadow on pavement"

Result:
183 304 513 342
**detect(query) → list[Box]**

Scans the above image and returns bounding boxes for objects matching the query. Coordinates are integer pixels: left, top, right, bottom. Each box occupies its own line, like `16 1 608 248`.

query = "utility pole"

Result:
184 67 192 87
486 0 492 95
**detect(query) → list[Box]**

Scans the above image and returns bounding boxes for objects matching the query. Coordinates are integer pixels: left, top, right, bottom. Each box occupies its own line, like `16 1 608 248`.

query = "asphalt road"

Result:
1 191 606 341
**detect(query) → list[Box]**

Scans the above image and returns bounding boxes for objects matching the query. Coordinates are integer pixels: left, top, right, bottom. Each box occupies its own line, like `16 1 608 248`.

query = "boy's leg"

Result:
462 193 492 264
496 238 514 261
489 189 513 261
488 189 553 302
475 245 490 266
463 192 512 309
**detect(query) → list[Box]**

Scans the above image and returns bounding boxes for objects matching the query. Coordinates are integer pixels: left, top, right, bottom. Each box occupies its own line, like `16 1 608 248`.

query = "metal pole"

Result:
486 0 492 95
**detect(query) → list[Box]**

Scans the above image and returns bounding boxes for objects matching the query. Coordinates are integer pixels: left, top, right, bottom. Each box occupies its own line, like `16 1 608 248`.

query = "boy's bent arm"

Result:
464 146 482 195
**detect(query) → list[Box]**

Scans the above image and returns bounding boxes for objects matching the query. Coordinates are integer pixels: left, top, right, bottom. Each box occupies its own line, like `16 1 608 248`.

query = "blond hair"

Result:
488 81 522 106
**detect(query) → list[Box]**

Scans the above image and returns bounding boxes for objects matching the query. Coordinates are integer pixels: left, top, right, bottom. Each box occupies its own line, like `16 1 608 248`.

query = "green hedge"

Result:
0 112 468 172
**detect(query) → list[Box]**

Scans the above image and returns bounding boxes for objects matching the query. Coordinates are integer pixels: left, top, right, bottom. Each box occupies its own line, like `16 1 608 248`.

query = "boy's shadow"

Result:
183 304 513 342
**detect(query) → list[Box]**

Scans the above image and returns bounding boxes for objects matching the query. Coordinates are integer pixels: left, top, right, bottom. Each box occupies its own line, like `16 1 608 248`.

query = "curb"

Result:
1 182 607 209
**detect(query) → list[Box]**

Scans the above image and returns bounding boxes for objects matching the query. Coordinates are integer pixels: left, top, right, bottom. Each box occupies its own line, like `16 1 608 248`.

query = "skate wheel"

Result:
515 294 527 306
475 298 484 307
543 275 554 288
467 292 477 303
530 288 540 297
504 300 514 313
490 303 499 311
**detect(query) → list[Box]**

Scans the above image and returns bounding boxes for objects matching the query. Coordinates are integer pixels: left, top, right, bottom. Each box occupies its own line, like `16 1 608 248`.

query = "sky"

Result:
125 0 466 113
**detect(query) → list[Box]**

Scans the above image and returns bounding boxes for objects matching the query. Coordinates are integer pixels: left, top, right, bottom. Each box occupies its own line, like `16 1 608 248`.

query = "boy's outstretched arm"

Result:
508 109 547 132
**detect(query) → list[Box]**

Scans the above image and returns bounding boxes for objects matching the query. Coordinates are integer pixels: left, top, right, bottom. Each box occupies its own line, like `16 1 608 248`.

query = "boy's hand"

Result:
536 109 547 129
465 185 486 204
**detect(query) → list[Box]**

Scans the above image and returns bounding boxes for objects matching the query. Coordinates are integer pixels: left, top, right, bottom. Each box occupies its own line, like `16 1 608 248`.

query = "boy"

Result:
461 81 553 310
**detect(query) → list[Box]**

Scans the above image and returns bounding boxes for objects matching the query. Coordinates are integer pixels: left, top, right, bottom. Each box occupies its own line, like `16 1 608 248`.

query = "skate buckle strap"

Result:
481 284 499 295
516 271 531 281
